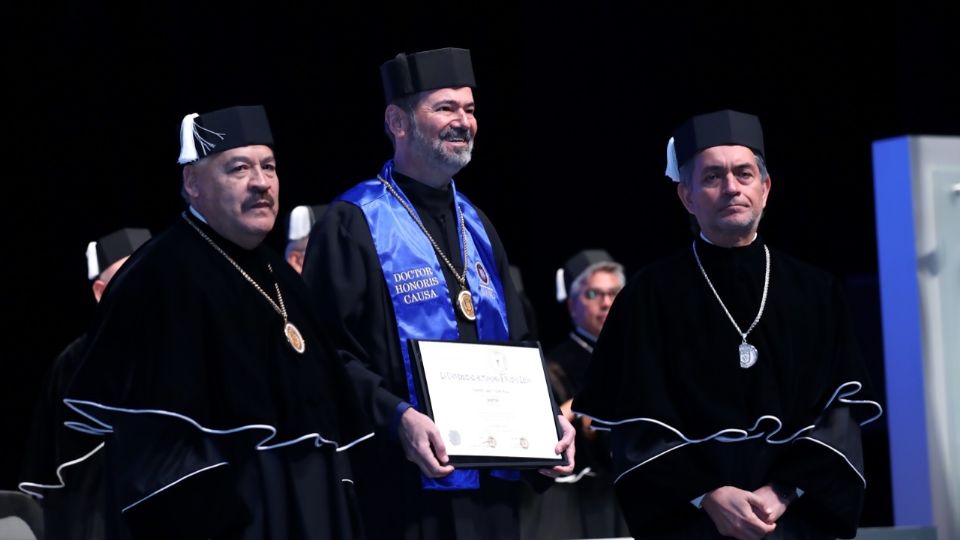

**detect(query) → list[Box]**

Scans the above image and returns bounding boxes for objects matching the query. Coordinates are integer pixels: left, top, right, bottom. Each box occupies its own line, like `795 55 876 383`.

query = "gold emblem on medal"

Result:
457 289 476 321
285 322 306 354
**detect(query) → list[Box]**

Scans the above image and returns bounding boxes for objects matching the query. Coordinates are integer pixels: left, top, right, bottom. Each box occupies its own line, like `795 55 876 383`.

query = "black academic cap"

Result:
287 204 329 241
86 228 151 280
555 249 619 302
672 109 764 167
380 47 476 103
177 105 274 164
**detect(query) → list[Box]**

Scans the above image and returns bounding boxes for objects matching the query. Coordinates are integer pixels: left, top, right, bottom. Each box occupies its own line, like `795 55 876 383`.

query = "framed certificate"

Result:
407 339 568 468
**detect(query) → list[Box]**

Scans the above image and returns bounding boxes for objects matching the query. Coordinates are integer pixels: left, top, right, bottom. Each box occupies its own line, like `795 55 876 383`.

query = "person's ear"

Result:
385 105 409 140
183 164 201 199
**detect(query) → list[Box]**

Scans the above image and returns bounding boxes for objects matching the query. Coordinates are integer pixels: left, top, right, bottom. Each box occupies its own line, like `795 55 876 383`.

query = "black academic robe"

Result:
20 334 106 540
548 331 614 480
574 236 882 540
302 174 539 540
53 213 373 540
521 331 629 539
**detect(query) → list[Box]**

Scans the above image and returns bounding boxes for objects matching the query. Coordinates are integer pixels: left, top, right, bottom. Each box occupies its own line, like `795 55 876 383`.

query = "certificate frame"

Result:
407 339 568 469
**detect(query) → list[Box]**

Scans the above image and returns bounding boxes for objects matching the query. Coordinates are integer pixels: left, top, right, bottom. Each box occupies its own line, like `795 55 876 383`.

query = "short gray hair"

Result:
569 262 626 301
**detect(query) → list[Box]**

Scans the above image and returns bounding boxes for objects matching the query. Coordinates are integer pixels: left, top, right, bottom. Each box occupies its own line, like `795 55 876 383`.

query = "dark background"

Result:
4 1 958 527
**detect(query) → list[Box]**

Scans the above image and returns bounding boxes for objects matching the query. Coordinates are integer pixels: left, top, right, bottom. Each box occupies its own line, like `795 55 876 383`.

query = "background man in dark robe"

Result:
302 47 574 540
20 227 150 540
41 105 373 539
284 204 327 274
574 110 883 540
522 249 630 538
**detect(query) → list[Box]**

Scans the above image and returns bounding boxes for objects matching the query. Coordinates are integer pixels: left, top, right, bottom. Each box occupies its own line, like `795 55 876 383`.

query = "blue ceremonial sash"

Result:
339 160 519 490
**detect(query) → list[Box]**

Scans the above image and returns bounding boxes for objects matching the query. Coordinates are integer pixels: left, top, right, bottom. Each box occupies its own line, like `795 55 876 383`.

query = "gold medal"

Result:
285 322 306 354
457 289 476 321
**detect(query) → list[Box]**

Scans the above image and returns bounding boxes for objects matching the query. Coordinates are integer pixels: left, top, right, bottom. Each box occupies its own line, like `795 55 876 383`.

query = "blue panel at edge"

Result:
872 136 932 526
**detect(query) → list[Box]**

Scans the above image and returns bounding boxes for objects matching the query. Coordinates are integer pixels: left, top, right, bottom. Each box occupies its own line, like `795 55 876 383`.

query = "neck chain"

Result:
691 240 770 368
377 175 476 321
182 213 306 353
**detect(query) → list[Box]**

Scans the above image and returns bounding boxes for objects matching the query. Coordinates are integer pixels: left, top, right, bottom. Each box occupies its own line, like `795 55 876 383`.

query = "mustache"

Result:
439 126 472 142
243 194 276 210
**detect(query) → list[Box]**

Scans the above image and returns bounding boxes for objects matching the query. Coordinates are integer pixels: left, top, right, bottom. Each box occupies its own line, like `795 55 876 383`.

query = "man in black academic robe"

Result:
302 48 574 540
20 227 151 540
574 110 882 540
522 249 631 539
284 204 327 274
41 105 373 540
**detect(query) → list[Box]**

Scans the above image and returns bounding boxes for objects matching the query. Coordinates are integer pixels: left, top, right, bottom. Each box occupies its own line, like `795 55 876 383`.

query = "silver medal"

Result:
739 342 758 369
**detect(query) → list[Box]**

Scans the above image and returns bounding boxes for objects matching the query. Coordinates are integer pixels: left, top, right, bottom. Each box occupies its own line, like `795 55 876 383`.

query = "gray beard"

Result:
410 119 473 175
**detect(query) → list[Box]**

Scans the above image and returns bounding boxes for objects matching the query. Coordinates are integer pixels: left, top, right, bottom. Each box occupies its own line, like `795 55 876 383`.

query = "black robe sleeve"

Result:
766 279 878 538
20 335 92 493
302 201 409 430
575 273 722 532
19 335 108 540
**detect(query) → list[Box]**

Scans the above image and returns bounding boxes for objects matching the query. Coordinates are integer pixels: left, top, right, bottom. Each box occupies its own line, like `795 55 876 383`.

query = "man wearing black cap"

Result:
574 110 882 539
20 228 150 540
522 249 629 538
548 249 625 423
85 228 153 301
42 105 373 539
303 47 574 539
553 249 625 382
285 204 327 273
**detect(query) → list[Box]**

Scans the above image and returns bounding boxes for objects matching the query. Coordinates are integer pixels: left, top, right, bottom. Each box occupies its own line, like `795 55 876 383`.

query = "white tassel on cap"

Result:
86 241 100 280
177 113 200 164
288 205 313 241
664 136 680 183
555 268 567 302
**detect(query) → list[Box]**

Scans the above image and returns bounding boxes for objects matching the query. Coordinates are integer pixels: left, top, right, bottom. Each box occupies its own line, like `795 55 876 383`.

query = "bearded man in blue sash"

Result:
302 47 575 540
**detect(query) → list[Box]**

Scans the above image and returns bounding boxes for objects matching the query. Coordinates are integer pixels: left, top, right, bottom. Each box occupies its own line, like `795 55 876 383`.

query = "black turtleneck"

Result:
692 235 769 334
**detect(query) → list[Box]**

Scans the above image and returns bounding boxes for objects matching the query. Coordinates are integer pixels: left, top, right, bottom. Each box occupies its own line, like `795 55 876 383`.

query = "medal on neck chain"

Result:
692 241 770 369
379 175 477 321
183 213 306 354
